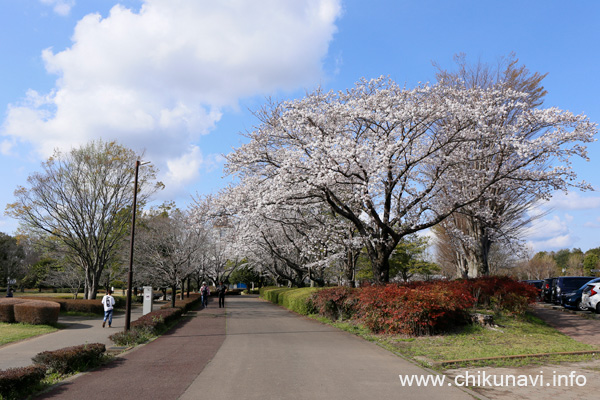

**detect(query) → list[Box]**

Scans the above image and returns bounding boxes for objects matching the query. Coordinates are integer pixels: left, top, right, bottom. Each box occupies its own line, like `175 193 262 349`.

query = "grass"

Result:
0 322 58 346
312 312 600 369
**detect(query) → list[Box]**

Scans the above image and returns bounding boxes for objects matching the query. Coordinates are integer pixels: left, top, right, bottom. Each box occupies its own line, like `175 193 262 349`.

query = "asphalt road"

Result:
23 296 480 399
179 296 477 400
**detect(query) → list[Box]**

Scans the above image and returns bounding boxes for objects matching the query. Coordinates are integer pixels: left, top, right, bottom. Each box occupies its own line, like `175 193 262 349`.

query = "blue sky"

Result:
1 0 599 254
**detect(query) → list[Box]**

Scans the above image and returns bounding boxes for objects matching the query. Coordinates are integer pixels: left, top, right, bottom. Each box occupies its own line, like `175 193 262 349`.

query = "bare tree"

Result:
432 54 562 277
6 140 163 299
134 207 205 307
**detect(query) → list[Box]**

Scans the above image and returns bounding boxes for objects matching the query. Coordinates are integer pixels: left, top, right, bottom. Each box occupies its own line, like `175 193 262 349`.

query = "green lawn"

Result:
0 322 58 346
391 313 594 359
319 312 599 369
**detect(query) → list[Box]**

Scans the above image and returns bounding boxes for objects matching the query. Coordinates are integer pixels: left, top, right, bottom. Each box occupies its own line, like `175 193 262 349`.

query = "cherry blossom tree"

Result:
217 174 365 287
226 77 596 283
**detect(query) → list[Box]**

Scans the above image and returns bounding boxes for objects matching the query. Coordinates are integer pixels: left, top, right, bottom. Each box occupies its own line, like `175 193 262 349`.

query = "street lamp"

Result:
125 160 150 331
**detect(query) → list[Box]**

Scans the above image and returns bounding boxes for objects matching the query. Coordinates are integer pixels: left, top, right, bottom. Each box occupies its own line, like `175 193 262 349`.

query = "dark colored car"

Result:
541 278 556 302
552 276 596 304
561 277 600 309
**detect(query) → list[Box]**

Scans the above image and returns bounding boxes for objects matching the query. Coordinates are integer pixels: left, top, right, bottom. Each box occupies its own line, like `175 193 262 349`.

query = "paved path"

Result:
36 304 226 399
0 305 144 370
30 296 478 400
530 304 600 347
180 296 475 399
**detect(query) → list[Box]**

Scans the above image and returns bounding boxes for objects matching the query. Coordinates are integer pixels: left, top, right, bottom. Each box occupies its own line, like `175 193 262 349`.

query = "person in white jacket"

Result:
101 289 116 328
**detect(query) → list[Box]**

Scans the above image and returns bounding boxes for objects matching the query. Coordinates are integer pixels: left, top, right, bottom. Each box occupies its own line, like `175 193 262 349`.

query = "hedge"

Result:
32 343 106 375
0 298 28 323
0 298 60 325
110 307 184 346
21 297 104 314
260 287 321 315
159 293 202 313
263 277 539 337
14 301 60 325
0 365 46 400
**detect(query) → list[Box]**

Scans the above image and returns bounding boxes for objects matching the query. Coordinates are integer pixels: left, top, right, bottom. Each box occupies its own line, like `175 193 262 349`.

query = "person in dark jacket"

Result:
216 282 227 308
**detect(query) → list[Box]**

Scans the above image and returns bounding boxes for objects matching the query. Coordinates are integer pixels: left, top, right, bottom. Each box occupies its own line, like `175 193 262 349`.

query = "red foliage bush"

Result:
0 365 46 399
32 343 106 374
310 287 358 320
132 307 184 333
13 300 60 325
458 276 539 314
355 283 474 336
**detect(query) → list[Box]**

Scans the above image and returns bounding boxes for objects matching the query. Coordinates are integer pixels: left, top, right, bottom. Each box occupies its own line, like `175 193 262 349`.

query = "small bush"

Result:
32 343 106 374
159 294 202 313
280 288 321 315
0 365 46 400
109 325 155 346
0 299 28 323
260 287 320 315
310 287 357 320
13 300 60 325
458 276 539 314
110 307 184 346
356 283 474 336
259 287 291 304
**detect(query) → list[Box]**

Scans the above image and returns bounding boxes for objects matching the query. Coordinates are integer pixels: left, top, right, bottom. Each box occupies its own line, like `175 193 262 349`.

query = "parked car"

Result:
552 276 596 304
561 277 600 310
541 278 556 302
582 282 600 313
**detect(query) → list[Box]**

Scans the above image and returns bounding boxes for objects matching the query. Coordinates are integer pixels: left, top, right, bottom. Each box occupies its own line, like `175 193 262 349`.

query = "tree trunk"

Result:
344 249 359 287
371 251 391 283
171 284 177 308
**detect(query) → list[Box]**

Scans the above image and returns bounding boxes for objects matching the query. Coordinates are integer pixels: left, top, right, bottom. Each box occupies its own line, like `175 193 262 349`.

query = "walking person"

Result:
200 282 210 308
216 281 227 308
101 289 115 328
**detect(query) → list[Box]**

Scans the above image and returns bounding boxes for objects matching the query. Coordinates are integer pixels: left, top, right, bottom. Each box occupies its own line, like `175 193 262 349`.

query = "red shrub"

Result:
355 283 474 336
0 365 46 399
32 343 105 374
132 307 184 333
459 276 539 314
310 287 358 320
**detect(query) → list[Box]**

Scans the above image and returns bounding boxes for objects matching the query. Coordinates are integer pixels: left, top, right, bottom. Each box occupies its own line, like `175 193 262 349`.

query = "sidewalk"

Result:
36 303 226 399
0 303 144 370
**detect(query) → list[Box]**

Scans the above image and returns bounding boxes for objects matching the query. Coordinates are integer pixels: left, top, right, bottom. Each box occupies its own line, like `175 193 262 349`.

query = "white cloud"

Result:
584 217 600 229
523 215 569 241
546 191 600 210
40 0 75 16
527 235 575 252
3 0 342 190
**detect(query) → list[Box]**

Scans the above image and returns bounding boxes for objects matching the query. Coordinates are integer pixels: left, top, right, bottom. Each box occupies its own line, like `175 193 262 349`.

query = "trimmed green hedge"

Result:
259 287 322 315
